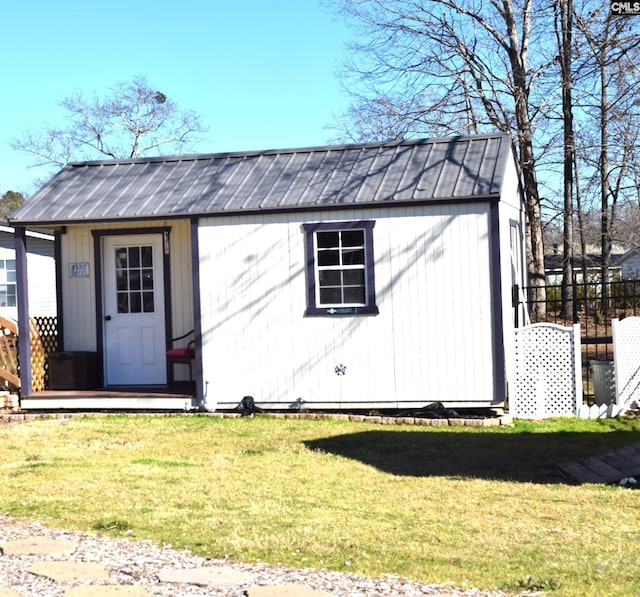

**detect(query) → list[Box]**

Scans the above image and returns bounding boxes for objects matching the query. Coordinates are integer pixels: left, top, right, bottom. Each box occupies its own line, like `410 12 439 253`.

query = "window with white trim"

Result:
0 259 16 308
303 221 378 316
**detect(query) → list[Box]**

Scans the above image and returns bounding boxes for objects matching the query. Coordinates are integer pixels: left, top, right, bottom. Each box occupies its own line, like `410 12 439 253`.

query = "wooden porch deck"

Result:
556 442 640 485
19 387 197 412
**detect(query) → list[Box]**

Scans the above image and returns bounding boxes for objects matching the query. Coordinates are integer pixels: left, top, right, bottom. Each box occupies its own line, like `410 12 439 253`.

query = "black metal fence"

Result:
524 279 640 403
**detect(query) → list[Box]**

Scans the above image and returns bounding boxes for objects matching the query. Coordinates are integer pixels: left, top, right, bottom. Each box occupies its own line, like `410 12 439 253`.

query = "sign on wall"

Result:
69 262 90 278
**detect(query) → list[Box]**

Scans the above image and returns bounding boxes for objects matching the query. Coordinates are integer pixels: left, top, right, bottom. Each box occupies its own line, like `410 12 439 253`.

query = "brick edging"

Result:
0 410 514 427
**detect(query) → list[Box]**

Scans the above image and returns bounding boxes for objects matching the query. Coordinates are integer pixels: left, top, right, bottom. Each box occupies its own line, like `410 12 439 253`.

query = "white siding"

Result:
0 233 56 321
166 220 194 342
62 226 97 350
0 233 56 320
198 204 500 410
26 238 57 317
620 249 640 279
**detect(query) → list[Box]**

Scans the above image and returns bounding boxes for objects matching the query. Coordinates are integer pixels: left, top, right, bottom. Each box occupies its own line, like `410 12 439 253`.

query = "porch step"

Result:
19 394 196 412
556 442 640 485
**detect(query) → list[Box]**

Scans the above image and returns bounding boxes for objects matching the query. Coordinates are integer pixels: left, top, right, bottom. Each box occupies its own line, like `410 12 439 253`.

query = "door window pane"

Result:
143 291 155 312
141 246 153 267
128 247 140 268
130 292 142 313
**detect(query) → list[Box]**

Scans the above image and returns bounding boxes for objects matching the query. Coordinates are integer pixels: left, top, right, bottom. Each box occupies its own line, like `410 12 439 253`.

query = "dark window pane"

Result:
342 248 364 265
143 291 154 312
116 271 128 291
128 247 140 268
142 269 154 290
7 260 15 270
318 250 340 266
319 287 342 304
129 270 141 291
141 246 153 267
343 270 365 285
115 248 128 269
117 293 129 313
319 270 342 285
317 231 339 248
0 284 16 307
341 230 364 247
344 287 366 303
130 292 142 313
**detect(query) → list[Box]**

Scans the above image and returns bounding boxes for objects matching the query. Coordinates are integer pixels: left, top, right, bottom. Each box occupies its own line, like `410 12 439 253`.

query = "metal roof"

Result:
9 133 514 226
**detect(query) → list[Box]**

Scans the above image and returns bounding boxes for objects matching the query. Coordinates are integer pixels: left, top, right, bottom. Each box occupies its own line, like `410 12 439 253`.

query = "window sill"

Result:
304 305 379 317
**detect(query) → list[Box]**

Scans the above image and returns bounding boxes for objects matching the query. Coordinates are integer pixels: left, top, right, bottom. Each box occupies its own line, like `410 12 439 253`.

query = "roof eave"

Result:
7 193 503 228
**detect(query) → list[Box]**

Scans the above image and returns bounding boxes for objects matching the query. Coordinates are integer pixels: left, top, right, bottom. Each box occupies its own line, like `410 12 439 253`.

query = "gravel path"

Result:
0 516 510 596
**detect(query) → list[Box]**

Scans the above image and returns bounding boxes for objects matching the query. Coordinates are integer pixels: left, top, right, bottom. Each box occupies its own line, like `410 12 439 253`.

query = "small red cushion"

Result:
167 347 195 358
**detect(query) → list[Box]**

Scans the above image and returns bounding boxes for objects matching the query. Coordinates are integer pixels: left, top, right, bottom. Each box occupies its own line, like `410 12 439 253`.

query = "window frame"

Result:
303 220 379 316
0 258 17 308
114 244 156 314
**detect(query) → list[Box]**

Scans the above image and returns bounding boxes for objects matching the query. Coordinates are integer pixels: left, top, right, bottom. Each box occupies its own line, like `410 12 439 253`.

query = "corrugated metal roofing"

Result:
9 133 514 226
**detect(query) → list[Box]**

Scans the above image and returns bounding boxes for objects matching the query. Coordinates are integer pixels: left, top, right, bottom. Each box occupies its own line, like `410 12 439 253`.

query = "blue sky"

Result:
1 0 351 195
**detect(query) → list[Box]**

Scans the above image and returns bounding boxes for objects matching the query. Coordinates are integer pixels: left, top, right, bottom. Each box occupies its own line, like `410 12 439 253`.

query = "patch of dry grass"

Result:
0 414 639 596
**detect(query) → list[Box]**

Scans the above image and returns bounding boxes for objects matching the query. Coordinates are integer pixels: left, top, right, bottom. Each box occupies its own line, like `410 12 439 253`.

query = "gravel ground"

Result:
0 516 510 596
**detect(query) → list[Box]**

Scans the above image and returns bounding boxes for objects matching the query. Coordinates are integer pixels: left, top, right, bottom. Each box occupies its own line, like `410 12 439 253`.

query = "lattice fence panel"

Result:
0 316 19 392
29 316 58 392
612 316 640 412
512 323 582 418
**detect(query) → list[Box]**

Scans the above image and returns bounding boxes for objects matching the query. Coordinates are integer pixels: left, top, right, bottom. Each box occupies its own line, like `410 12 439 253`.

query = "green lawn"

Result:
1 414 639 596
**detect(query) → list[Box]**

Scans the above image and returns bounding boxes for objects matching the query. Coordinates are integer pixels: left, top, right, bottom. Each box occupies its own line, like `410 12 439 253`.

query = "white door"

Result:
103 234 167 386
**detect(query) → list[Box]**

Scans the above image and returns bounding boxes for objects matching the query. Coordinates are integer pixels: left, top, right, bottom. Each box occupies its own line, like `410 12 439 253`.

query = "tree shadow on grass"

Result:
303 428 640 484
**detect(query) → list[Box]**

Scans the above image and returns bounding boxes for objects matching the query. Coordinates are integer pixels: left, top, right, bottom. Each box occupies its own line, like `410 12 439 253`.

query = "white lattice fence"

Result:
613 316 640 414
579 360 617 418
512 323 582 418
582 317 640 418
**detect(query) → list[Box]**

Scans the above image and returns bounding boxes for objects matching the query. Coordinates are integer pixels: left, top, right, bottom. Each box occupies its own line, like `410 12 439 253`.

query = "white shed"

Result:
9 134 527 411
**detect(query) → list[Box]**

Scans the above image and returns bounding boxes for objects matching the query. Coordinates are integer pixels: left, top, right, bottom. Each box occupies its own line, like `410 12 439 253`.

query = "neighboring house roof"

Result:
8 133 514 226
0 225 54 242
544 253 623 274
618 247 640 264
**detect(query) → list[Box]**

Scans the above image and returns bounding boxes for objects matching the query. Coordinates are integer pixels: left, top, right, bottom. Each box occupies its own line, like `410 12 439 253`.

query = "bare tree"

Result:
328 0 553 317
555 0 575 319
12 75 207 174
573 5 640 309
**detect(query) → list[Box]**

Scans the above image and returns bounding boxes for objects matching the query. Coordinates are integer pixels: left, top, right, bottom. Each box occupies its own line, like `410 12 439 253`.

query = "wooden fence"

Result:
0 316 58 394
